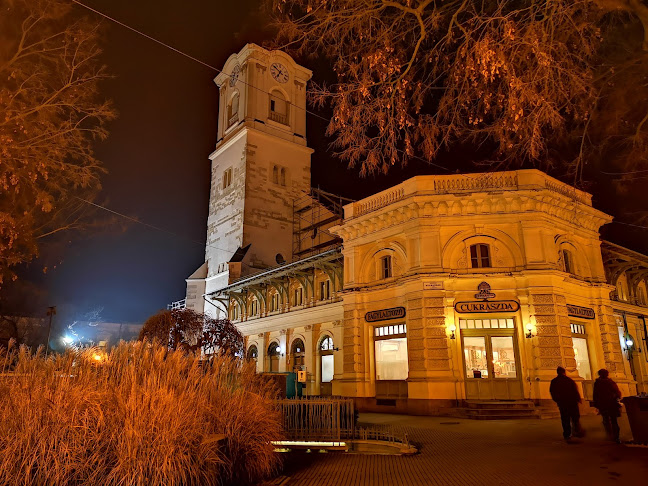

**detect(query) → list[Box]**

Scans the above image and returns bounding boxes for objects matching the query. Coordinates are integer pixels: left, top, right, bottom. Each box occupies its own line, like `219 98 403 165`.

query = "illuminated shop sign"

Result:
566 304 595 320
365 307 406 322
454 300 520 314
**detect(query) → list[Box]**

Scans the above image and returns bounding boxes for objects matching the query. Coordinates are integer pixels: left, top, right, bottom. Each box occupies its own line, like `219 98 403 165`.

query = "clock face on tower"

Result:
229 64 240 87
270 63 289 83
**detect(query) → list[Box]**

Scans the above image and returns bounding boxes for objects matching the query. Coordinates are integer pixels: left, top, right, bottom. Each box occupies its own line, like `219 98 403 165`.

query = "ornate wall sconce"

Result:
449 324 456 340
525 323 535 339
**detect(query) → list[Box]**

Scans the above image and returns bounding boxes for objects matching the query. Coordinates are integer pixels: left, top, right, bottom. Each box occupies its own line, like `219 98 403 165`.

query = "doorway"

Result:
461 322 522 400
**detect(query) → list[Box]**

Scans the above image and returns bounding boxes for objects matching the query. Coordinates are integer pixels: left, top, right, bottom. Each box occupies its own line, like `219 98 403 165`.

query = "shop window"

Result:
470 244 491 268
491 336 517 378
222 167 233 190
562 249 574 274
374 324 408 381
375 338 408 380
572 336 592 381
464 336 488 378
247 345 258 362
320 280 331 300
381 255 393 279
294 287 303 306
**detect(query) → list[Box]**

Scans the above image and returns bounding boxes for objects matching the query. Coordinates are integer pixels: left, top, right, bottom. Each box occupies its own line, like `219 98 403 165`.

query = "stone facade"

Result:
186 45 648 415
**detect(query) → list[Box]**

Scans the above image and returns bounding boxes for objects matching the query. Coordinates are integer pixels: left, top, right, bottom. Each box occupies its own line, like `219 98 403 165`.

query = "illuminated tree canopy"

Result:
272 0 648 179
0 0 116 283
139 308 245 358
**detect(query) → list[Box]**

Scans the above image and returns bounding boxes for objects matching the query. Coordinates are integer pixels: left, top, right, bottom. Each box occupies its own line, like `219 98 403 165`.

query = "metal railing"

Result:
167 299 186 310
269 111 288 125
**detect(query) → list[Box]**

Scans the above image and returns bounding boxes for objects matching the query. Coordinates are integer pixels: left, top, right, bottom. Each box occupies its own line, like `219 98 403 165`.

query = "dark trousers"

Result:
601 413 620 441
558 403 582 439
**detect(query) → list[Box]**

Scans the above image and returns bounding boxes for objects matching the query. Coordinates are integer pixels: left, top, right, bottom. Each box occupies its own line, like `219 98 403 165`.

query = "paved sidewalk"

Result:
276 413 648 485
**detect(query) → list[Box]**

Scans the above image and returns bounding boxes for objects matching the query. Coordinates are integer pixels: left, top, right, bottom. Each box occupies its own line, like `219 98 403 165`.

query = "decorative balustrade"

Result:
544 179 591 205
354 188 405 216
269 111 288 125
433 172 518 194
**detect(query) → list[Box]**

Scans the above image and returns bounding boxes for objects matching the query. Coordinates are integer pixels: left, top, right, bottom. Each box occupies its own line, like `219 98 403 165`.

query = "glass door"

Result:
462 332 522 400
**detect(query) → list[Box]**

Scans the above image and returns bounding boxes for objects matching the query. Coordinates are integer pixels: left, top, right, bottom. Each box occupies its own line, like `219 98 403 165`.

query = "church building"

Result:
183 44 648 415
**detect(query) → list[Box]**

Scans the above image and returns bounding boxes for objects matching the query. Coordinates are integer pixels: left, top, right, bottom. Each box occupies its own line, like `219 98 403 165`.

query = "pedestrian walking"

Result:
592 369 623 443
549 366 584 442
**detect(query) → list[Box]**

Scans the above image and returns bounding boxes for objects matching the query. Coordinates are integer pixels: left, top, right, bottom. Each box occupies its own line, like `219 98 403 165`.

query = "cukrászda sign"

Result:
454 300 520 314
365 307 406 322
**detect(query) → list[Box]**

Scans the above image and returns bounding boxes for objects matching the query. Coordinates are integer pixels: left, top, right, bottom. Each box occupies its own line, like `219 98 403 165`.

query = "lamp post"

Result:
45 306 56 357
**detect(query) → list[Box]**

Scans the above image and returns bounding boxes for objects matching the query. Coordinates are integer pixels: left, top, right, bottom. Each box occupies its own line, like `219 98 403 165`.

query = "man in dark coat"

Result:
549 366 583 441
593 369 623 443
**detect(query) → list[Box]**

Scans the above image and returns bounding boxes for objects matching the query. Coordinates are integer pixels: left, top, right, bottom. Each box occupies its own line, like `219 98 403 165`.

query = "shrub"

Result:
0 341 281 485
139 309 244 357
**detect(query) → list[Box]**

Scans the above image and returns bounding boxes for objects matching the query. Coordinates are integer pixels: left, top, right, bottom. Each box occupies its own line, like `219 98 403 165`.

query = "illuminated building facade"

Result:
186 44 648 414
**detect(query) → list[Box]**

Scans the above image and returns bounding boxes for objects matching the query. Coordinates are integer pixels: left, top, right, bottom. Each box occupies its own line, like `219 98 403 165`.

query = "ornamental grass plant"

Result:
0 341 282 486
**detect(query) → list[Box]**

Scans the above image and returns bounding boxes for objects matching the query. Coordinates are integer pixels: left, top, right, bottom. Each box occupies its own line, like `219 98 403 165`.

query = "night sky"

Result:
24 0 648 325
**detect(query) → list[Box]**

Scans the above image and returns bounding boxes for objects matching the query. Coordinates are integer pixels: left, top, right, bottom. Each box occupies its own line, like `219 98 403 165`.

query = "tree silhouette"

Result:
271 0 648 180
0 0 116 284
139 308 244 357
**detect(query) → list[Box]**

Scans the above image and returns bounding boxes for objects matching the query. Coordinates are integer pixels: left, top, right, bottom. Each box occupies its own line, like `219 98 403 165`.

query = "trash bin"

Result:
621 396 648 444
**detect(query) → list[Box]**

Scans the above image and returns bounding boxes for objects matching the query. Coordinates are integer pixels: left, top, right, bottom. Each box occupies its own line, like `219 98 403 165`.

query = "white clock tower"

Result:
184 44 313 316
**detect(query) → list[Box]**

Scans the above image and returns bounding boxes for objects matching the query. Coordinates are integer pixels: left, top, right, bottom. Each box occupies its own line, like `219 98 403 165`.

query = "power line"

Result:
74 197 252 267
72 0 646 238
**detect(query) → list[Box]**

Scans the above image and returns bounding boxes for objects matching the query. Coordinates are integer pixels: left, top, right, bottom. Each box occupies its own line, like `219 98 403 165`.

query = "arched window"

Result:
470 244 491 268
272 165 279 184
381 255 392 279
561 249 574 274
320 335 334 352
291 338 305 368
227 91 239 127
280 167 286 186
247 345 258 362
269 90 288 124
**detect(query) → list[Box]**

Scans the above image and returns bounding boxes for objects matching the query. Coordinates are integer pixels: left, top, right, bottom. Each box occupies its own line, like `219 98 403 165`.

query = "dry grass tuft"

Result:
0 341 282 485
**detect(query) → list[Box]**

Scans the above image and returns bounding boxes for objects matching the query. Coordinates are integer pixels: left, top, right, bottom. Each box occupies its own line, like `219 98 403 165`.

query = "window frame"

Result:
470 243 491 269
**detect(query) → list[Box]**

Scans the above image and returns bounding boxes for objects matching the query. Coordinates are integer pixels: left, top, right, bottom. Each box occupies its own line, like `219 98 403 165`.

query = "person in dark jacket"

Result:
592 369 623 443
549 366 583 441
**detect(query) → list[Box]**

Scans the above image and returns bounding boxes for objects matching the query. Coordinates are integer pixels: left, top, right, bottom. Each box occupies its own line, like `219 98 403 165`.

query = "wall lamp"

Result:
449 324 456 340
525 323 535 339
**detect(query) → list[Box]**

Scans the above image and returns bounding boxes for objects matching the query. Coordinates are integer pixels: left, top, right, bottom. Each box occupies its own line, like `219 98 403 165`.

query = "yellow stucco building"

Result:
185 44 648 416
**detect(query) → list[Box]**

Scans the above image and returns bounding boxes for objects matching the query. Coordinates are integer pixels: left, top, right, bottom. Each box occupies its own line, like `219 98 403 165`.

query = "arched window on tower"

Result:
269 90 288 125
227 91 239 127
272 165 279 184
280 167 286 186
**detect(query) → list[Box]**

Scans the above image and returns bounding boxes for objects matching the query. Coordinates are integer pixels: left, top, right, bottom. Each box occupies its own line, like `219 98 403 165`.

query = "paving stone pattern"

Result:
276 413 648 486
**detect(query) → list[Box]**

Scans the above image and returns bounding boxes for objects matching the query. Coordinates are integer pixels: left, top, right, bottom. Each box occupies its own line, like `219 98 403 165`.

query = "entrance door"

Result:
462 332 522 400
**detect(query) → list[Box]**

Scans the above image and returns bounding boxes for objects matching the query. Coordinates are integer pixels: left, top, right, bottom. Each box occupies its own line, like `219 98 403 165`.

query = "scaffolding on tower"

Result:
292 188 354 260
